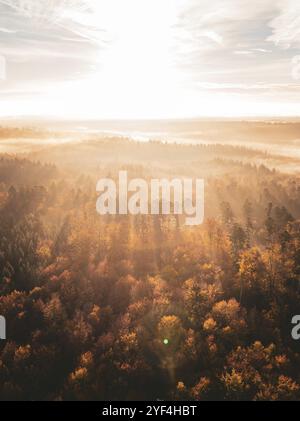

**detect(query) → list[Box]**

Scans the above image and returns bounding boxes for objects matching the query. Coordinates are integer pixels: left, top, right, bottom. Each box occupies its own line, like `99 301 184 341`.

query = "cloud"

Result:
0 26 17 33
0 0 300 117
173 1 278 72
202 31 223 45
196 81 300 92
252 48 272 53
234 51 254 55
267 0 300 49
0 1 90 23
0 0 106 43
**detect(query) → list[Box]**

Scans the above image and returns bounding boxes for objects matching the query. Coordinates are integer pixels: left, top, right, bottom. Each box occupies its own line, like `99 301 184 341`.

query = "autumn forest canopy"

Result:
0 122 300 401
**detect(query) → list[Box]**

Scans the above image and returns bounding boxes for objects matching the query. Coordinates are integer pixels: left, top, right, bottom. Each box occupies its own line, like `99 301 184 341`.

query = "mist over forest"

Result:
0 120 300 400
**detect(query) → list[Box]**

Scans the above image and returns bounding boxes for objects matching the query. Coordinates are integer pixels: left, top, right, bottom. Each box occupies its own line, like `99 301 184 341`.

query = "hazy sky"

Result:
0 0 299 118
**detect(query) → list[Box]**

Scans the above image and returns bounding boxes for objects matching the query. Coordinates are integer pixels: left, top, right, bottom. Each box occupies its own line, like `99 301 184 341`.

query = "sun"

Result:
75 0 186 118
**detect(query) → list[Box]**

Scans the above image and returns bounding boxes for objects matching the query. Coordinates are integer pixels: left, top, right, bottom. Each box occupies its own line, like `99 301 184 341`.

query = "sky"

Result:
0 0 299 119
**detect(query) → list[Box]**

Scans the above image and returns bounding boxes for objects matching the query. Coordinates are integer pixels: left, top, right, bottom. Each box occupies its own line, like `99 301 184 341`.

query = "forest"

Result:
0 125 300 401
